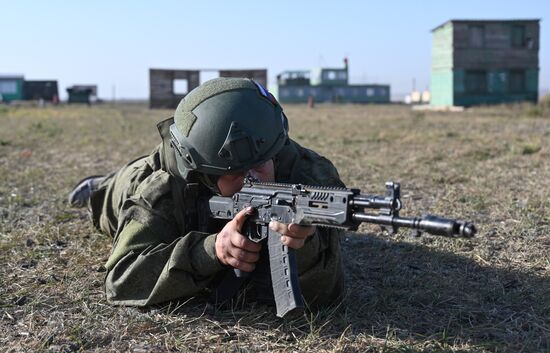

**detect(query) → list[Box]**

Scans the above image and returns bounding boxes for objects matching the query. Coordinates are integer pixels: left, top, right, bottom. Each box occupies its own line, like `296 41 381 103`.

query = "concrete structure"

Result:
275 60 390 104
431 19 540 107
149 68 268 109
0 75 24 102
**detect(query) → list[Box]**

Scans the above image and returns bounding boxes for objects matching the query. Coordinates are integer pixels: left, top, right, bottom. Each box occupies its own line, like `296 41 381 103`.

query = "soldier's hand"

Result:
215 207 262 272
269 221 316 249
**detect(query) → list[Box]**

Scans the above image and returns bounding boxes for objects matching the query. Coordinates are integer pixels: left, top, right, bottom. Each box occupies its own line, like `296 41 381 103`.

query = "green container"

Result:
0 76 24 102
67 88 92 104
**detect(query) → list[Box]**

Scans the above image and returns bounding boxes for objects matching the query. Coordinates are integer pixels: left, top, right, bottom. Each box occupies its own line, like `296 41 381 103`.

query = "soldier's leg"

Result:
89 155 154 237
68 155 151 237
68 175 106 208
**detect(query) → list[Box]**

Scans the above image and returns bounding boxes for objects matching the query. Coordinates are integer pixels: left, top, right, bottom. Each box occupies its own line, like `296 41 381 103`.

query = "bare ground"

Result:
0 102 549 352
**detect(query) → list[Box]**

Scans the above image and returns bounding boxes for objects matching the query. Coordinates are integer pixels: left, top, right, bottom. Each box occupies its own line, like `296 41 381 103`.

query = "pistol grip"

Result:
234 217 264 278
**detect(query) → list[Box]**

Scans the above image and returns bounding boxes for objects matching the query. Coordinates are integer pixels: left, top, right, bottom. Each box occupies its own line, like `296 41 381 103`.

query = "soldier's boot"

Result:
68 175 105 208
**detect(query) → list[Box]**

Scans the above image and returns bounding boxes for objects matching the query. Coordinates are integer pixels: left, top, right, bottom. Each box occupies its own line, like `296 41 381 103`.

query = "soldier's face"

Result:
217 160 275 196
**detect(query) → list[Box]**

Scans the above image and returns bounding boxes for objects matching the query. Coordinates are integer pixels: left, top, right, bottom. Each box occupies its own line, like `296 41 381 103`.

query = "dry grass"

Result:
1 102 549 352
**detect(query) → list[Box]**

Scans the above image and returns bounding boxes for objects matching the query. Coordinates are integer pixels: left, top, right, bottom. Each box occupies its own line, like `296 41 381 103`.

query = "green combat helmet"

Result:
169 78 289 179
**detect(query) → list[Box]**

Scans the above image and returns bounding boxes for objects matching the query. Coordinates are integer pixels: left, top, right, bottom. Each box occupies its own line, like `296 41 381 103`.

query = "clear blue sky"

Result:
1 0 547 100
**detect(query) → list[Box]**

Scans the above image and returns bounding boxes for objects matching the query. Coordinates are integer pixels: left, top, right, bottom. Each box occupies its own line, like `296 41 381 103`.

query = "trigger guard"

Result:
244 221 268 243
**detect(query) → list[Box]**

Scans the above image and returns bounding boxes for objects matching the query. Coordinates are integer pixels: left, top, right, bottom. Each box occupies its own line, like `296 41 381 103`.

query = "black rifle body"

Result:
204 180 476 317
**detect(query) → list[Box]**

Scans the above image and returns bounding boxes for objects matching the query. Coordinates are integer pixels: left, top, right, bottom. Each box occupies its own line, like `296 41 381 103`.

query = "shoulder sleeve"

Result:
274 139 345 187
104 170 224 306
105 220 223 306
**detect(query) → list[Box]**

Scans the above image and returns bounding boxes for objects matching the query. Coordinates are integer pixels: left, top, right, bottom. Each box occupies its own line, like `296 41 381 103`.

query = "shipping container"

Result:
0 75 24 102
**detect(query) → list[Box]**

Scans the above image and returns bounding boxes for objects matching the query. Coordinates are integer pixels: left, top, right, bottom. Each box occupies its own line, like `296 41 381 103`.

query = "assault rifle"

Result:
205 179 476 317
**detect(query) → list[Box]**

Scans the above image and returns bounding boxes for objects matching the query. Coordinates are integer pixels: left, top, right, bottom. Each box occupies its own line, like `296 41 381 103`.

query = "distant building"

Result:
0 76 60 104
67 85 98 104
0 75 24 102
149 68 268 109
275 60 390 104
431 19 540 107
23 81 59 102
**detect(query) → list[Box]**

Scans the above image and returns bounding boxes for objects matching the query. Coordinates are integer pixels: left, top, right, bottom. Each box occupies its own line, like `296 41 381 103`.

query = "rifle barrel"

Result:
351 213 476 238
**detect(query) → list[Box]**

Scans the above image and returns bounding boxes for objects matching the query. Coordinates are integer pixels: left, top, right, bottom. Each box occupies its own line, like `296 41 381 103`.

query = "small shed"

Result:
23 81 59 102
431 19 540 107
0 75 24 102
67 85 98 104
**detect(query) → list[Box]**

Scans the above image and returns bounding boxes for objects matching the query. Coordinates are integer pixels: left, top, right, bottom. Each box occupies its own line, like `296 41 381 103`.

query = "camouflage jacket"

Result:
91 118 345 307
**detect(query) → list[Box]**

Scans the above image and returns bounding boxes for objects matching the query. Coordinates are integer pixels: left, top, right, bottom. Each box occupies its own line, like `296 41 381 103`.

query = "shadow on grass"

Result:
141 232 549 351
340 233 550 351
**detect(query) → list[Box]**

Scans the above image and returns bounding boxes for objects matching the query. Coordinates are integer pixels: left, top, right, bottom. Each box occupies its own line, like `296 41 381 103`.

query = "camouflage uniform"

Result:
90 118 345 309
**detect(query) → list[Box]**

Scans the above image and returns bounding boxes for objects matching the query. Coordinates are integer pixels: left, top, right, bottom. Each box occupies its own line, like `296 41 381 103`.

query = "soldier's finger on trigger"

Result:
233 207 254 230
